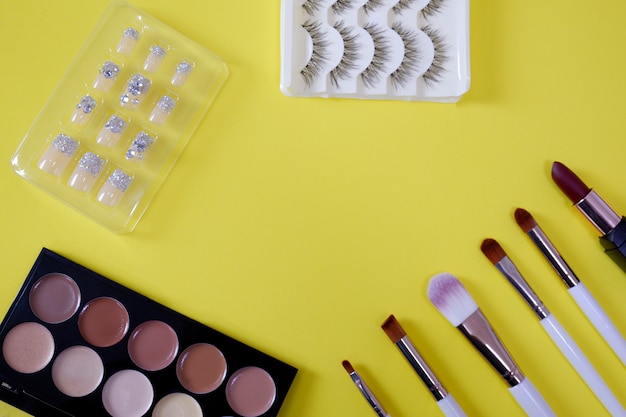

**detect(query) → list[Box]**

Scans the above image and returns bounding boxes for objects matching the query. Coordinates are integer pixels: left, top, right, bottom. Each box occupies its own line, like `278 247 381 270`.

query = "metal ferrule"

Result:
527 226 580 289
495 257 550 320
576 190 621 235
458 309 525 387
397 336 448 401
349 371 389 417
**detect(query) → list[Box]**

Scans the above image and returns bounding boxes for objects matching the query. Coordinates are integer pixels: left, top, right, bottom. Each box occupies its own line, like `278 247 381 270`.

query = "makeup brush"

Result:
427 272 556 417
481 238 626 417
551 161 626 273
515 208 626 365
342 360 391 417
381 315 468 417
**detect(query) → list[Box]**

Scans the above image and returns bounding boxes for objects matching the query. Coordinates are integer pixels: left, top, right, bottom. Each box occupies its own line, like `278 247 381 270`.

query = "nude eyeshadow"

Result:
0 248 297 417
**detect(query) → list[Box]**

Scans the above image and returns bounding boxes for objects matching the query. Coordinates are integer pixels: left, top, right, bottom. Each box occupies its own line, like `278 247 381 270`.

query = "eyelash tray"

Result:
10 2 229 233
280 0 470 102
0 248 297 417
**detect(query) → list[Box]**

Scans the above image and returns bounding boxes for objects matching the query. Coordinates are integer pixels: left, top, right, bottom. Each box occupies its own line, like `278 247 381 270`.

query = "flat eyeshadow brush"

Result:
515 208 626 365
481 238 626 417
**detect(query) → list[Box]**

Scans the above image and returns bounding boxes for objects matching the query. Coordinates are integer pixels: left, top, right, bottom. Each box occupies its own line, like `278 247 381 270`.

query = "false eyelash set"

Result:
280 0 470 102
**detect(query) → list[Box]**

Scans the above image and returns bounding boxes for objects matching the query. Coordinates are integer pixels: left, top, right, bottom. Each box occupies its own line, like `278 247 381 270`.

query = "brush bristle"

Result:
514 208 537 233
342 360 354 374
427 273 478 327
381 314 406 343
480 238 506 264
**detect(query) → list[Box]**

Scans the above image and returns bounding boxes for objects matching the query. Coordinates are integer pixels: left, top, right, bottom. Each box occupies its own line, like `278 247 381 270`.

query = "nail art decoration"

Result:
149 96 176 124
68 152 105 192
116 27 140 54
125 131 154 160
171 61 193 86
120 74 151 109
97 169 133 207
144 45 167 72
93 61 121 91
96 116 127 147
38 134 78 176
71 95 97 125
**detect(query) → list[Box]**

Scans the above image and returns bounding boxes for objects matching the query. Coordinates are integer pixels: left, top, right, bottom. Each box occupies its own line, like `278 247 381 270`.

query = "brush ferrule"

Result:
458 309 525 387
496 257 550 320
397 336 448 401
527 226 579 288
349 371 389 417
576 190 621 235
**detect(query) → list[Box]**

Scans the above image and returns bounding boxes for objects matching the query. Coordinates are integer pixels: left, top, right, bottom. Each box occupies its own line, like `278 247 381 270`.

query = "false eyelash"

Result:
302 0 325 15
363 0 384 14
420 0 445 19
360 23 392 87
301 20 331 87
421 25 448 86
332 0 356 14
329 21 360 87
392 0 416 14
390 24 421 89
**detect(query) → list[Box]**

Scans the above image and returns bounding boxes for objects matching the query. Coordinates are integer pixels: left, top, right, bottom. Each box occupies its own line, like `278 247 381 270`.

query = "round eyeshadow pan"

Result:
102 369 154 417
29 273 81 324
2 322 54 374
152 392 202 417
128 320 178 371
176 343 227 394
225 366 276 417
51 345 104 397
78 297 129 347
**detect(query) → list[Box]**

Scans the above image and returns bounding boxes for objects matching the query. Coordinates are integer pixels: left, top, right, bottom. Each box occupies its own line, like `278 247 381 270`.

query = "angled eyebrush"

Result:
381 314 468 417
427 272 556 417
481 238 626 417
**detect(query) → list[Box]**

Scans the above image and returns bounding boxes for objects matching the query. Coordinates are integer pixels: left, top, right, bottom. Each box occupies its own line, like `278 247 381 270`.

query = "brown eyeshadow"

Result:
29 273 81 324
77 297 129 347
175 343 227 394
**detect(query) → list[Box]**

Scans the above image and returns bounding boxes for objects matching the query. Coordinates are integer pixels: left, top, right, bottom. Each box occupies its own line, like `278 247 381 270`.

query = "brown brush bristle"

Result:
342 360 354 374
514 208 537 233
480 238 506 264
381 314 406 343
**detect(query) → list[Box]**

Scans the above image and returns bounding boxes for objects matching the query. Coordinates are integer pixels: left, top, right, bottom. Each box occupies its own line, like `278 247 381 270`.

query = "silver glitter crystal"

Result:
104 115 127 134
51 134 78 156
150 45 166 58
176 60 192 74
78 152 104 176
126 131 154 160
123 27 140 40
76 95 97 114
156 96 176 114
100 61 120 79
107 169 132 192
121 74 151 106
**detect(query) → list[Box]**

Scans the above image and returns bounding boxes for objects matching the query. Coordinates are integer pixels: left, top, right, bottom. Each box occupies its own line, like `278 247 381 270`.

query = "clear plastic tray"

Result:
11 1 228 233
280 0 470 102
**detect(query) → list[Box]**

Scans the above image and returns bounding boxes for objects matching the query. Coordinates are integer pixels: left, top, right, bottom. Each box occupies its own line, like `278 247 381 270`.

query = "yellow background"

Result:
1 1 626 416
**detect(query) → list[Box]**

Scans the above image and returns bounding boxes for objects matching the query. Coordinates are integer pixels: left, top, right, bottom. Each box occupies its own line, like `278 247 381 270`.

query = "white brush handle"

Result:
569 282 626 365
436 394 468 417
508 378 556 417
540 314 626 417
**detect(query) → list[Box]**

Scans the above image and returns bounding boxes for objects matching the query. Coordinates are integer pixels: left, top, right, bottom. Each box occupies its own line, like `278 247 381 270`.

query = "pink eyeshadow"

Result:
29 273 81 324
2 322 54 374
128 320 178 371
78 297 129 347
225 366 276 417
102 369 154 417
176 343 227 394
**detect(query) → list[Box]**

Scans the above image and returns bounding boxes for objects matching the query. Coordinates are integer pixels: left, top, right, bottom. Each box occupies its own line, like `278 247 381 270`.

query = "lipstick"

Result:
551 161 626 271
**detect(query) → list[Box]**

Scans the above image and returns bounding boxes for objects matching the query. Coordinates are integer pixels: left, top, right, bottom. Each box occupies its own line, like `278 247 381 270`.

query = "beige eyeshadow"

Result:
78 297 129 347
225 366 276 417
51 345 103 397
29 273 81 324
175 343 227 394
151 392 202 417
2 322 54 374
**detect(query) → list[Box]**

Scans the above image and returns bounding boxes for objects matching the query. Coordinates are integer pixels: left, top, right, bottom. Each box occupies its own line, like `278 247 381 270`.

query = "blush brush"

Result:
481 238 626 417
514 208 626 365
427 272 556 417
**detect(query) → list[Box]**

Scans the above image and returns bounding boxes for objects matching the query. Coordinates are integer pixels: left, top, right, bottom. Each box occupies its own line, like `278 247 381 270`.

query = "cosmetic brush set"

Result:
280 0 470 102
342 161 626 417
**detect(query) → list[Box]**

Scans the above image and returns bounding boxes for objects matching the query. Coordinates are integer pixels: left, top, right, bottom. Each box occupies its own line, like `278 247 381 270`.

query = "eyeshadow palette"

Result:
11 2 229 233
280 0 470 102
0 249 297 417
